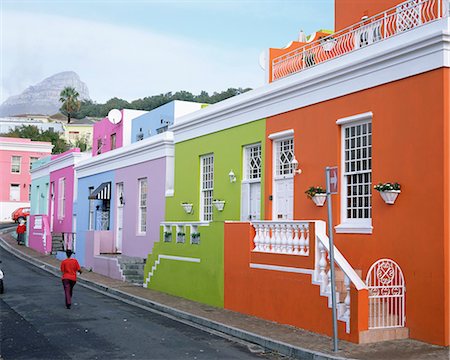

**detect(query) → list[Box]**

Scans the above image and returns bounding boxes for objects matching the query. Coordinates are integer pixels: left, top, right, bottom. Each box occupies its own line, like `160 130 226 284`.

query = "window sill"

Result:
335 222 373 234
136 233 146 237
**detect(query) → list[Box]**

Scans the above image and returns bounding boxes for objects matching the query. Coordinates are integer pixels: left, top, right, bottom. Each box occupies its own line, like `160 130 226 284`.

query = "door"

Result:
273 138 294 220
116 183 124 253
50 182 55 231
241 144 262 221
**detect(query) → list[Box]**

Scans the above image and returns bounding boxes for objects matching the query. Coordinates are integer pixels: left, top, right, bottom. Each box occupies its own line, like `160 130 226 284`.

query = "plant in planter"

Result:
176 231 186 243
305 186 327 206
181 202 193 214
164 231 172 242
374 182 401 205
212 199 225 212
191 232 200 244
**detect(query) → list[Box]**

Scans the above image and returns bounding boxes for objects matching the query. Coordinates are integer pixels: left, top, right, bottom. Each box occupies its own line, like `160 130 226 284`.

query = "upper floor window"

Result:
111 133 116 150
97 138 102 155
336 113 372 234
200 154 214 222
30 157 39 171
138 178 147 234
11 156 21 173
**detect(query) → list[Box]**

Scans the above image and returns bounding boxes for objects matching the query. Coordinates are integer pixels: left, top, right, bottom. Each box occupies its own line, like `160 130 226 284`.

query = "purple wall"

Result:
92 117 123 156
49 165 75 234
115 157 166 258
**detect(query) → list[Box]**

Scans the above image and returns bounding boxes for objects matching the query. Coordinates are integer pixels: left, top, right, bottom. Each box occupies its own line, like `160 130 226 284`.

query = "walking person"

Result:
60 250 82 309
16 219 26 245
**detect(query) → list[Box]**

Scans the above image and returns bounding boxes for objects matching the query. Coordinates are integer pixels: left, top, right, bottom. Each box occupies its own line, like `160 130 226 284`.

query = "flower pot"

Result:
312 194 327 207
379 190 400 205
212 200 225 212
181 203 193 214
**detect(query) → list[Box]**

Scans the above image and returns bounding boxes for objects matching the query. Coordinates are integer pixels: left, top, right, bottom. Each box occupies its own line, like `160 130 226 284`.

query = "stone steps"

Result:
118 255 146 285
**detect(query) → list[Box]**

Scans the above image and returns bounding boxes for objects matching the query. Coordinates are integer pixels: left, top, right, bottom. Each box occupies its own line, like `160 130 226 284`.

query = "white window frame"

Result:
10 184 20 201
88 186 95 230
200 154 214 222
138 178 147 234
30 157 39 171
335 112 373 234
58 178 66 220
11 156 21 174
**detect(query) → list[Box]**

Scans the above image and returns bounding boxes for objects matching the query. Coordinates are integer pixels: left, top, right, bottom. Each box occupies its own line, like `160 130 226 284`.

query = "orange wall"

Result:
335 0 405 31
224 222 367 342
260 68 449 346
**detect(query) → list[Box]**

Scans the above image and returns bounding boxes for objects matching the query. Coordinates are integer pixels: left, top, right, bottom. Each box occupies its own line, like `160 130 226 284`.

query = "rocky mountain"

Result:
0 71 90 116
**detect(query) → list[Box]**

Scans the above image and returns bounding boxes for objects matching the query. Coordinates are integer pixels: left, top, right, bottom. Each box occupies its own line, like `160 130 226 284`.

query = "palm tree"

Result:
59 87 81 124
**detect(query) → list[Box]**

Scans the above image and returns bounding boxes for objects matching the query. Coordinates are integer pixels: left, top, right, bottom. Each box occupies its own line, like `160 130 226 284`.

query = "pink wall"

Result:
0 137 52 203
92 117 123 156
28 214 52 254
49 165 75 234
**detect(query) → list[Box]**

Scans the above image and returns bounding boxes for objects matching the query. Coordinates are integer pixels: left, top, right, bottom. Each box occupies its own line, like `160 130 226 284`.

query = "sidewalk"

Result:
0 228 448 360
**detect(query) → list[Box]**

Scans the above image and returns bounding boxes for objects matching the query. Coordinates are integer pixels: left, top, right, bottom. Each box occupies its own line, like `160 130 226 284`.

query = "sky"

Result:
1 0 334 104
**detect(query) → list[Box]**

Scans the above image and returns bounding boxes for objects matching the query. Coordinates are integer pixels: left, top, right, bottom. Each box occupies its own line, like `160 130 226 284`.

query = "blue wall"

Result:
131 102 175 143
75 171 115 266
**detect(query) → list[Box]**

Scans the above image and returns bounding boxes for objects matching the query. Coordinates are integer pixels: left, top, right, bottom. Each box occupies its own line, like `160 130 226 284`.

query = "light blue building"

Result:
131 100 205 143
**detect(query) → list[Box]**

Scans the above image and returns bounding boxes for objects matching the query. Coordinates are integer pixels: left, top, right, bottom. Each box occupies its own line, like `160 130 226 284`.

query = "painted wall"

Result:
28 214 51 254
115 157 167 258
257 68 448 346
76 170 115 266
92 117 123 156
131 101 204 143
335 0 407 31
144 119 265 307
0 137 52 221
49 165 75 234
30 157 51 215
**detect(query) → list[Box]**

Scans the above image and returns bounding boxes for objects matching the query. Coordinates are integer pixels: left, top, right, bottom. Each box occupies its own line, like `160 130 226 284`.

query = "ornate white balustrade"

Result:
251 221 310 255
272 0 449 81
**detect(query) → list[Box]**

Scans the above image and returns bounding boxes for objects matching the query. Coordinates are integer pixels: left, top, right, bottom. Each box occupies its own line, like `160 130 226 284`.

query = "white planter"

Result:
212 200 225 212
181 203 193 214
379 190 400 205
312 194 327 207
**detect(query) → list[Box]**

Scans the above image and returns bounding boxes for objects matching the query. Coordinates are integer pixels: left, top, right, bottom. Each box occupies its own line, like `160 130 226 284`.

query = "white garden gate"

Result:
366 258 405 329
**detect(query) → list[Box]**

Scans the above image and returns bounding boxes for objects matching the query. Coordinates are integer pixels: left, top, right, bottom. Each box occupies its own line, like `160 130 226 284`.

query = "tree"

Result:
59 87 81 124
1 125 70 154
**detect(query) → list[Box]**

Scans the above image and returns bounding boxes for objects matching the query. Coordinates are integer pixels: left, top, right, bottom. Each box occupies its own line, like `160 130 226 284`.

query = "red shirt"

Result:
17 224 26 234
61 258 81 281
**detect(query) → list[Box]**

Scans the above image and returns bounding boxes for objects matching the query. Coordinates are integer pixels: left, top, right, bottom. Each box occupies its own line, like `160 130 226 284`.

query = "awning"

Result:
88 182 111 200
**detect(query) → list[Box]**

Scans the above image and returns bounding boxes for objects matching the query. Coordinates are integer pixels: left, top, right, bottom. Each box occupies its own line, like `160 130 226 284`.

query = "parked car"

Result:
11 207 30 223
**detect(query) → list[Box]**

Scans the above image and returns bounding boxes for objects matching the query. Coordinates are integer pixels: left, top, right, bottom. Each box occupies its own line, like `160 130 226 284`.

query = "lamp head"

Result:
228 170 236 183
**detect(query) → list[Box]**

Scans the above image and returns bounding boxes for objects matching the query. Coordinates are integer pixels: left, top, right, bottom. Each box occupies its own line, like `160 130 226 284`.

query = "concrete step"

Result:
359 327 409 344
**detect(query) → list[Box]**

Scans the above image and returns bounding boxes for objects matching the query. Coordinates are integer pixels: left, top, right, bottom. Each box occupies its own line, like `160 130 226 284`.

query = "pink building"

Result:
92 109 147 156
0 137 53 221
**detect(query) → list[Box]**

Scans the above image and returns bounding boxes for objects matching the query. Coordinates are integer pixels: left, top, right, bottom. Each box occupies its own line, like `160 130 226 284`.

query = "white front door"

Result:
241 144 262 221
116 183 124 253
272 138 294 220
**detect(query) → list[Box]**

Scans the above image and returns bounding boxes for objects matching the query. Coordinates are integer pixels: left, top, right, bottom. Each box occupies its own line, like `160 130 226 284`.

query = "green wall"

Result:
144 119 265 307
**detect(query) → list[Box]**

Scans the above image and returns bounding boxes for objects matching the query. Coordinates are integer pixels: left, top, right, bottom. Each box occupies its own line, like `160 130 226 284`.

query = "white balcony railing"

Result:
251 221 310 255
272 0 449 81
161 222 209 245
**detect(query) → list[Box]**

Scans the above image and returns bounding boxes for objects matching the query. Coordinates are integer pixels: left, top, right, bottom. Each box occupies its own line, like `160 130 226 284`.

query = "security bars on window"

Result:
138 178 147 233
200 154 214 222
344 122 372 219
276 139 294 177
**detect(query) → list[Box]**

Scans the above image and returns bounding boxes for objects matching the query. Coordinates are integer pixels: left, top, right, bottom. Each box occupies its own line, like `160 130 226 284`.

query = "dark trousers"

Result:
62 279 76 307
17 233 24 244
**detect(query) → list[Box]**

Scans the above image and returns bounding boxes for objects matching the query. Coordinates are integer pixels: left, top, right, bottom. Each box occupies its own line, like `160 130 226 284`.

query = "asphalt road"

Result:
0 246 282 360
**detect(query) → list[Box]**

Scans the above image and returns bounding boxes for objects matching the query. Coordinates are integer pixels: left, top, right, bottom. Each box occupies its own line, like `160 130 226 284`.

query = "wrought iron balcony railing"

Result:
272 0 449 81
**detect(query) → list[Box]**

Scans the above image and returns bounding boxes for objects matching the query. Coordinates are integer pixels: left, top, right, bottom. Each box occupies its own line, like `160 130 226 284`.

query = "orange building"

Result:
225 0 450 346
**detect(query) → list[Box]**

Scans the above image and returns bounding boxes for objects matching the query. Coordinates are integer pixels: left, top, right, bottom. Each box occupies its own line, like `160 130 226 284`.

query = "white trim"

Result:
171 19 450 143
250 263 313 275
49 152 90 173
335 222 373 234
159 254 201 263
268 129 294 140
336 111 373 125
0 140 53 153
76 132 174 178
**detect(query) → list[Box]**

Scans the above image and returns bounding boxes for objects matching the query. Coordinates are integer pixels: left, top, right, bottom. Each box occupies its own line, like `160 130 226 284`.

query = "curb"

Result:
0 228 349 360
